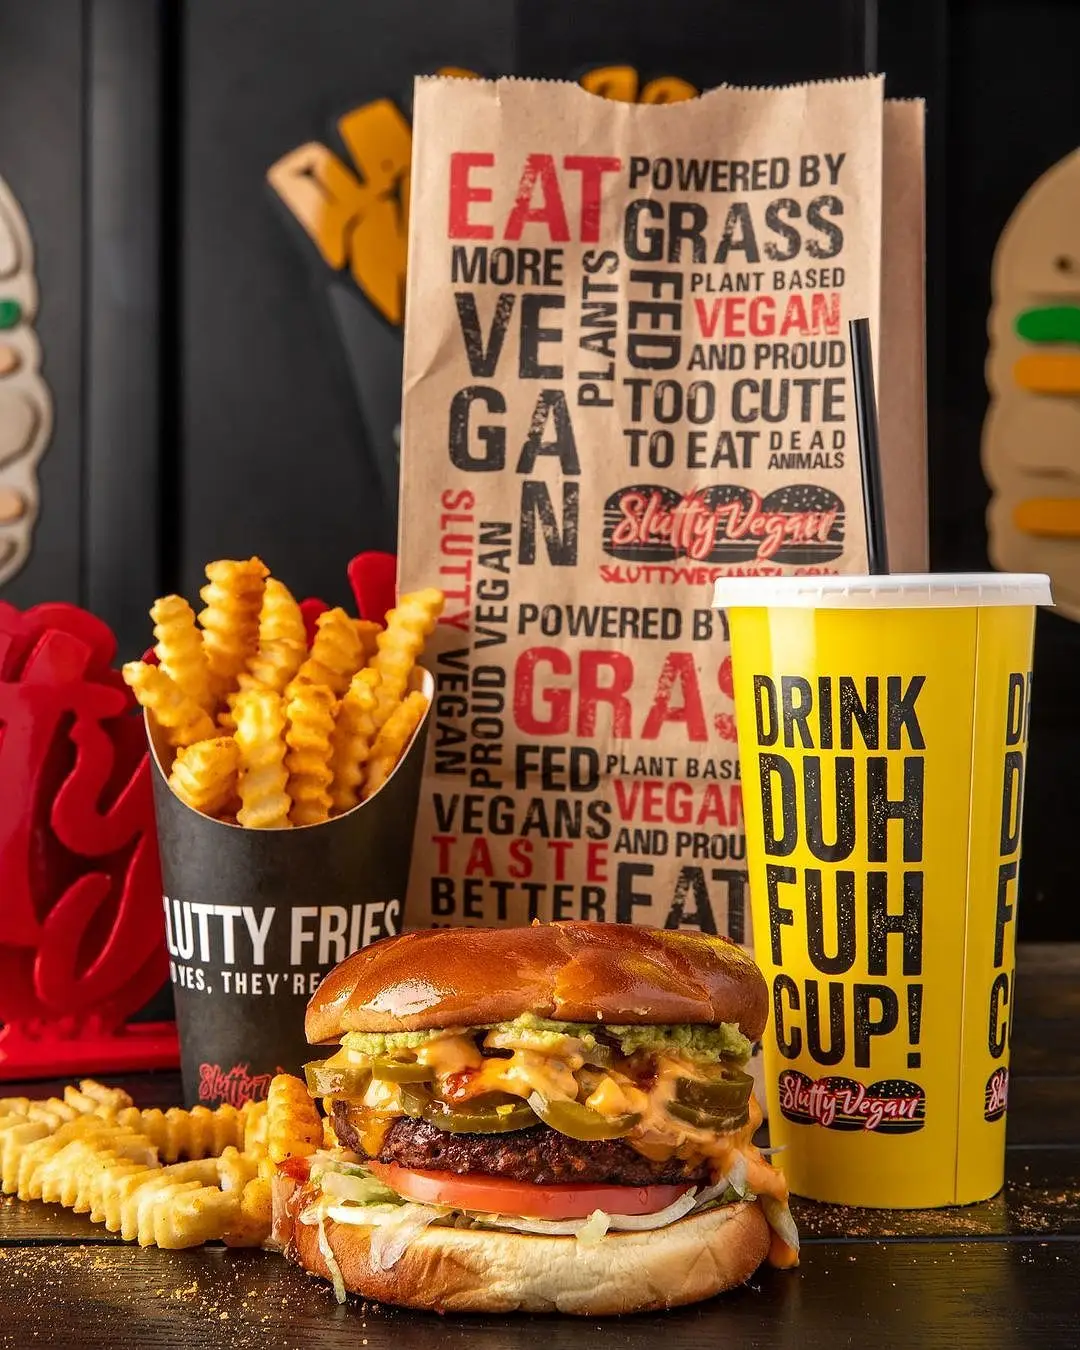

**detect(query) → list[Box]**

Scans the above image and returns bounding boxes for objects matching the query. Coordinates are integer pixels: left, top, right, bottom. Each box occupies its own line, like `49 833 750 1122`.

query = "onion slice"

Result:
474 1186 698 1238
369 1203 441 1270
761 1194 801 1254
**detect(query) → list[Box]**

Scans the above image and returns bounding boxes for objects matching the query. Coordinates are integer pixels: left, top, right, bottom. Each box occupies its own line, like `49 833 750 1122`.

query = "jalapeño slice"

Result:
528 1093 640 1140
370 1057 435 1084
665 1100 750 1131
673 1069 753 1116
398 1083 538 1133
303 1060 371 1098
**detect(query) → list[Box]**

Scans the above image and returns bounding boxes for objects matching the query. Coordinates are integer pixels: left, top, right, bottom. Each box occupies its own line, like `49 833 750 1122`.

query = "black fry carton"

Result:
146 670 432 1108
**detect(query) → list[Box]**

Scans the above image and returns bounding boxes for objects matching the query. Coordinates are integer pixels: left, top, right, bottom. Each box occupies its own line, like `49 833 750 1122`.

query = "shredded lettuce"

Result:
303 1153 793 1281
317 1214 346 1304
318 1169 402 1206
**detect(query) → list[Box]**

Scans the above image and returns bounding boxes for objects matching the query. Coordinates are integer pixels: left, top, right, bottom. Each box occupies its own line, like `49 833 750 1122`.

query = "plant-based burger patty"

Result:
332 1105 712 1187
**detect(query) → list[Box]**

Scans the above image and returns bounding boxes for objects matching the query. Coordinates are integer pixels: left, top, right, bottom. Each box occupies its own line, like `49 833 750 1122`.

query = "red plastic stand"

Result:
0 602 177 1079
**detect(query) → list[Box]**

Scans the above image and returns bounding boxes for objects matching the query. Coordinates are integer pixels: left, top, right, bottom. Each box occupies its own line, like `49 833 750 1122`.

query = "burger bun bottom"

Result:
289 1200 770 1315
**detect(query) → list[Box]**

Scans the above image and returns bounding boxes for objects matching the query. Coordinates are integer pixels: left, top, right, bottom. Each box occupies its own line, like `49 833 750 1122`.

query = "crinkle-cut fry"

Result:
239 579 308 695
157 1185 242 1250
238 640 304 699
215 1145 259 1192
240 1098 268 1158
17 1118 135 1201
222 1175 272 1247
151 594 213 711
120 1103 247 1163
36 1130 156 1207
369 588 443 729
86 1158 152 1223
167 736 241 818
363 691 429 800
69 1142 157 1216
134 1178 205 1246
288 607 362 698
75 1080 135 1114
105 1166 163 1232
26 1099 80 1128
122 661 217 747
1 1120 52 1193
233 687 292 829
259 578 308 648
354 619 382 661
197 557 269 695
284 682 337 826
266 1074 323 1164
329 668 379 814
114 1160 222 1240
63 1085 111 1116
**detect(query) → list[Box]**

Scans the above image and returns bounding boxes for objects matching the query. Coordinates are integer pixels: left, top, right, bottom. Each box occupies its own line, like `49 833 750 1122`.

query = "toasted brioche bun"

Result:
306 921 767 1043
289 1199 770 1314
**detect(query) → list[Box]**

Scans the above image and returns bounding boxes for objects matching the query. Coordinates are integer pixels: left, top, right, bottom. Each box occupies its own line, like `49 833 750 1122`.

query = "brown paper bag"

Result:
398 74 926 946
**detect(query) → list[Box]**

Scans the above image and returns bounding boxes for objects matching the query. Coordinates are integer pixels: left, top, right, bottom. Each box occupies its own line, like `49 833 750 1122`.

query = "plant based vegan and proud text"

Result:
397 76 925 935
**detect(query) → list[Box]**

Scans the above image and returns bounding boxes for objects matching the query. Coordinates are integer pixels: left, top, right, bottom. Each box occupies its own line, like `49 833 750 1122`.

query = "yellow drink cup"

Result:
713 573 1052 1208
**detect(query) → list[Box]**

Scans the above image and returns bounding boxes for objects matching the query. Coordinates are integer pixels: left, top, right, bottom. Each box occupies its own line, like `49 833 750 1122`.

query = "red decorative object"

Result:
299 597 330 647
0 602 177 1078
347 551 397 623
301 551 397 640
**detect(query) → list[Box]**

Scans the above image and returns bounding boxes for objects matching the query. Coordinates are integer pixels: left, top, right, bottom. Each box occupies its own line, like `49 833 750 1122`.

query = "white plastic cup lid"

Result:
712 572 1054 611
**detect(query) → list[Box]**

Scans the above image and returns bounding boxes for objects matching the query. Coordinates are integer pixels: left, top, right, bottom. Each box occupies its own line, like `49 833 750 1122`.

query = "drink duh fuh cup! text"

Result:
716 574 1050 1208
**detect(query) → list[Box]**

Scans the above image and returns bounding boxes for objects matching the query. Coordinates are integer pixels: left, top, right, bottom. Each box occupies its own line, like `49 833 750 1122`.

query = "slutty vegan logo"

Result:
778 1070 925 1133
603 483 844 564
198 1061 282 1108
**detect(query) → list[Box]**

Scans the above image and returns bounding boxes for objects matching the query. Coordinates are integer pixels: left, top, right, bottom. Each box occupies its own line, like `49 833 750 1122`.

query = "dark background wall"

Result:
0 0 1076 939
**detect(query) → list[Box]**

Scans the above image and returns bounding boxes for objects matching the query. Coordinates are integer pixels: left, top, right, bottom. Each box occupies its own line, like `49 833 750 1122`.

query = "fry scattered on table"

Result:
0 1077 302 1252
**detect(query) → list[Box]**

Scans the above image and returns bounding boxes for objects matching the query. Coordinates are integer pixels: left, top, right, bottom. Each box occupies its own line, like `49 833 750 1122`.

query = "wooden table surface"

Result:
2 943 1078 1349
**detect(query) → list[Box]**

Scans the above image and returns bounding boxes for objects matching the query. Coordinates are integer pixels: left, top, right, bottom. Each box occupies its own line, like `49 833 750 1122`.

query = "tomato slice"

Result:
278 1155 311 1183
366 1161 690 1220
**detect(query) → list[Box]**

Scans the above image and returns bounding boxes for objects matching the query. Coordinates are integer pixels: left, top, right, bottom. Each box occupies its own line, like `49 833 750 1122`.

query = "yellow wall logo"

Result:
984 148 1080 621
266 67 697 328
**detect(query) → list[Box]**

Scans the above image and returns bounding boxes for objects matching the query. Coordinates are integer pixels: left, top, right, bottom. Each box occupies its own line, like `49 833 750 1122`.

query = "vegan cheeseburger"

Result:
275 921 799 1314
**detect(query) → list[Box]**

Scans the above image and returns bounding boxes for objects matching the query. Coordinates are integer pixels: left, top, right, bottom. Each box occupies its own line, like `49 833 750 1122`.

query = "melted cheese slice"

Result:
321 1032 787 1201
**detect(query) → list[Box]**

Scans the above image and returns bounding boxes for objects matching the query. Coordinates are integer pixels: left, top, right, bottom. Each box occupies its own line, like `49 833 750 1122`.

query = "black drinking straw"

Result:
848 316 889 575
